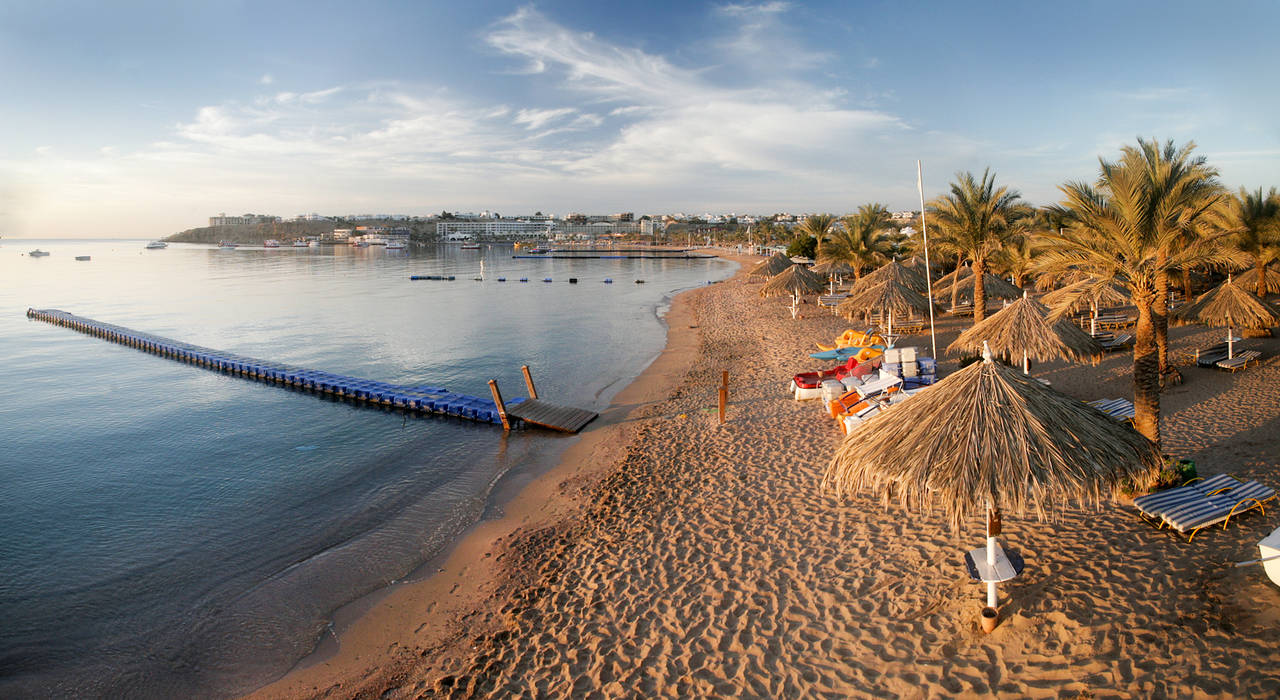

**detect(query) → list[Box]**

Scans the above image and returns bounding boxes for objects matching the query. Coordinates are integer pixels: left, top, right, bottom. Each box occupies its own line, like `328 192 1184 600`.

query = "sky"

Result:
3 0 1279 238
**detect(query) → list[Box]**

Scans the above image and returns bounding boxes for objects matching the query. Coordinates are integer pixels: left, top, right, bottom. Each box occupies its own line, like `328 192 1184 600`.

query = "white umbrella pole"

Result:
917 160 938 360
986 504 999 609
1228 327 1234 359
1023 349 1029 375
888 308 894 337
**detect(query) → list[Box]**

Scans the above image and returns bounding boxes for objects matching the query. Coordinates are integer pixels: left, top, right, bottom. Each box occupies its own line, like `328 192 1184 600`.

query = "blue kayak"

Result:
809 344 886 361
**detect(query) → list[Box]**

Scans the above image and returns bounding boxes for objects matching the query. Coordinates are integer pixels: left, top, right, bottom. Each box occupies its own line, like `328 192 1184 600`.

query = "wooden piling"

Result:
718 370 728 424
522 365 539 399
489 379 511 431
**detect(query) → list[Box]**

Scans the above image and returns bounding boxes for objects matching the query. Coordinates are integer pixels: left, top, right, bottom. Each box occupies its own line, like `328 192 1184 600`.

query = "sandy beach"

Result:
247 251 1280 699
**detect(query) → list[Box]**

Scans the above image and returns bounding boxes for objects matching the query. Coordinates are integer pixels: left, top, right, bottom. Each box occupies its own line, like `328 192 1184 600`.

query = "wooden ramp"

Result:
505 399 598 433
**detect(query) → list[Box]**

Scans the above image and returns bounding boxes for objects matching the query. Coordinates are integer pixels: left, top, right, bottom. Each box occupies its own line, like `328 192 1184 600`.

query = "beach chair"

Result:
855 372 903 399
1160 481 1276 541
1100 334 1133 351
1086 398 1135 421
1132 473 1241 523
1216 350 1261 372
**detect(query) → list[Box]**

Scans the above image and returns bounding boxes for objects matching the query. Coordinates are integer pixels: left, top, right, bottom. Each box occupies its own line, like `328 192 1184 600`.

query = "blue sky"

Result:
3 0 1278 237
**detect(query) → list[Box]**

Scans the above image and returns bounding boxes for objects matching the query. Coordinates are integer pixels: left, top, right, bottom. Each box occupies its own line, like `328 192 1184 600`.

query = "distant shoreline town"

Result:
166 209 921 246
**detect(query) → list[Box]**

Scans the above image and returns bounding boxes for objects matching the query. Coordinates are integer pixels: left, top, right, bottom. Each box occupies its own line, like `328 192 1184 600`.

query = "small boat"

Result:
28 249 50 257
386 240 407 250
218 240 238 249
145 241 168 249
410 274 456 281
75 255 91 261
293 239 310 248
460 243 481 250
263 239 280 248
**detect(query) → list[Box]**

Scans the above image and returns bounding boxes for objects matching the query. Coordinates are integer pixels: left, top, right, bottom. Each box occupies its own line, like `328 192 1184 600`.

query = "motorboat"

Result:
460 243 482 250
293 239 311 247
218 240 238 249
28 249 50 257
263 239 281 248
386 239 407 250
145 241 168 249
75 255 91 261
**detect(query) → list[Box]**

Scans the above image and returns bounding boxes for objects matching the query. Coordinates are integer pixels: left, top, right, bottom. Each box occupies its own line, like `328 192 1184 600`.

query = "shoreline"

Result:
244 249 753 699
246 251 1280 698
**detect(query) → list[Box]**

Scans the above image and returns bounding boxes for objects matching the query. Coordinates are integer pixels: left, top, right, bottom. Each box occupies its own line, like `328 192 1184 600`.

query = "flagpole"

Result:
916 160 938 360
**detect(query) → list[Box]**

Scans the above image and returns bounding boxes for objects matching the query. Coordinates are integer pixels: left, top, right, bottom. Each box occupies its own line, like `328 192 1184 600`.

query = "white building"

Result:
437 220 554 240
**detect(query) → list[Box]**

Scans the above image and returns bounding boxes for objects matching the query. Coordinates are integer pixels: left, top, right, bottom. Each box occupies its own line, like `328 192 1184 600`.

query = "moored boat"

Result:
218 240 238 249
460 243 481 250
263 239 280 248
75 255 91 261
293 239 310 247
28 249 50 257
145 241 168 249
386 239 407 250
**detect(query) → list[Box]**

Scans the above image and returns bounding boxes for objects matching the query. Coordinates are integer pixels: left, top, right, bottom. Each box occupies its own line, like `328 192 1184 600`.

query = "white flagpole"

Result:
917 160 938 360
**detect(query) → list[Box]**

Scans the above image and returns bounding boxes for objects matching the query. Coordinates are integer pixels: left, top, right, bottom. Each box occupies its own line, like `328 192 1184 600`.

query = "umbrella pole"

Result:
1228 327 1234 359
986 505 1000 609
888 308 894 337
1023 349 1029 375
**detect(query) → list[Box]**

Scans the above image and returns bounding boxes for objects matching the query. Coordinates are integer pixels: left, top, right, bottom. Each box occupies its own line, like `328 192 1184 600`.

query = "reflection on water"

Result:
0 240 733 698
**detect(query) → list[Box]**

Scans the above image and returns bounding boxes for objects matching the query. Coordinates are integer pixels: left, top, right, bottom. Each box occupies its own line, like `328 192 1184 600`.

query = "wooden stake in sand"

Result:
718 370 728 424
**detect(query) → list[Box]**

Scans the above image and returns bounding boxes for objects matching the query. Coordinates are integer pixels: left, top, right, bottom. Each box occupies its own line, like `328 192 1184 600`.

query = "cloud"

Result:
512 107 577 130
260 73 274 85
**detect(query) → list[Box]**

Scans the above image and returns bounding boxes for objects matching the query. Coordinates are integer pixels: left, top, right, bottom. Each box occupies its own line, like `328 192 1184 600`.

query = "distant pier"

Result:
27 309 596 432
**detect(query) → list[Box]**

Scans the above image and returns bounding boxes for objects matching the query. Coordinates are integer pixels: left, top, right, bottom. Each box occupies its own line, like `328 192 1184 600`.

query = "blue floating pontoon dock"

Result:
23 308 566 428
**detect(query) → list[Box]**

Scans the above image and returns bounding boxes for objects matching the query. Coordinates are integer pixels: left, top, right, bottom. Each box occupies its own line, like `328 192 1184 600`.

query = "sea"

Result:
0 238 735 698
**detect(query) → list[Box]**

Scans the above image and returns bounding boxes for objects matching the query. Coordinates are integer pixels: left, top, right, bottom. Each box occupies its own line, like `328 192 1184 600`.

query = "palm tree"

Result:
1111 138 1229 373
1036 140 1239 448
928 169 1029 321
796 213 836 243
1227 186 1280 298
819 204 893 279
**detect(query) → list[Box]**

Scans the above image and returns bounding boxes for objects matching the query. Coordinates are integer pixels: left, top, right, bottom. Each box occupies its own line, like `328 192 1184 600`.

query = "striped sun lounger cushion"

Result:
1087 398 1135 420
1132 473 1240 520
1162 481 1276 534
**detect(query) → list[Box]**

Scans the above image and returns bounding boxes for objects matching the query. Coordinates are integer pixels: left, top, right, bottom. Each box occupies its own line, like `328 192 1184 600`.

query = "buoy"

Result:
569 278 578 284
635 280 646 284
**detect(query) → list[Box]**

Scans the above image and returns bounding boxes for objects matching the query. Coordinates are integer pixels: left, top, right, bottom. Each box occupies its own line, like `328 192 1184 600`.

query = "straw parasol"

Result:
1171 275 1280 359
759 263 826 298
933 272 1023 304
810 259 856 279
836 277 937 336
949 292 1102 373
747 252 793 280
1234 265 1280 295
824 344 1161 612
850 259 929 295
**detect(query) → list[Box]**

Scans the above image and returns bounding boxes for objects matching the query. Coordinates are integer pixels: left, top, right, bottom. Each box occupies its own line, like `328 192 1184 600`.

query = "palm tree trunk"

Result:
950 254 963 309
973 259 988 322
1258 259 1269 298
1154 266 1170 375
1131 295 1161 449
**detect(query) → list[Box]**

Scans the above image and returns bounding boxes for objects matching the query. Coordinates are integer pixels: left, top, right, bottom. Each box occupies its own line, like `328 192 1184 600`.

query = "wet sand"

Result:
247 251 1280 698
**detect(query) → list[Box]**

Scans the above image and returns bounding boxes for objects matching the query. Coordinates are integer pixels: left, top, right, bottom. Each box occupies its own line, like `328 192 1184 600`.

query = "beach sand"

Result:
247 252 1280 699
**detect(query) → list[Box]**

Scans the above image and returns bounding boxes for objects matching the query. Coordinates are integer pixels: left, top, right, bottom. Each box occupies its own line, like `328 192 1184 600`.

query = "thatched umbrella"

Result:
934 272 1023 305
949 292 1102 373
760 263 826 298
837 277 937 336
1172 275 1280 359
1040 279 1131 334
747 252 793 280
1234 265 1280 295
824 344 1161 613
853 259 929 295
811 259 856 278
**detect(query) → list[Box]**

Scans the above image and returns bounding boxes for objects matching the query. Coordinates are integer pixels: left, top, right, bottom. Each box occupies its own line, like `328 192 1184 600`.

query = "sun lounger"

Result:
1132 473 1241 522
1100 333 1133 351
1087 398 1135 421
1160 480 1276 541
1095 313 1133 330
1216 350 1262 372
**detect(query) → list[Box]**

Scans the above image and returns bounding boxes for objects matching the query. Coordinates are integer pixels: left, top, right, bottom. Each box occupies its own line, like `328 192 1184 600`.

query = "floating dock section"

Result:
25 308 543 428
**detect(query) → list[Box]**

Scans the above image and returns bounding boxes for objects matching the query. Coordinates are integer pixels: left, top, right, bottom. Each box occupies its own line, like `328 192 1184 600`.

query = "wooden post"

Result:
488 379 511 431
718 370 728 423
522 365 538 399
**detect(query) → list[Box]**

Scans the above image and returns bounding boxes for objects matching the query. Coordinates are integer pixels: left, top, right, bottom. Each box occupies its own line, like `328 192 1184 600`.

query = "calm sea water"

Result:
0 239 733 698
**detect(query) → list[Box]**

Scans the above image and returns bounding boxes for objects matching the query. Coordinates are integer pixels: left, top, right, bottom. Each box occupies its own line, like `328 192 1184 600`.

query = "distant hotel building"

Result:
208 212 281 226
437 220 554 240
